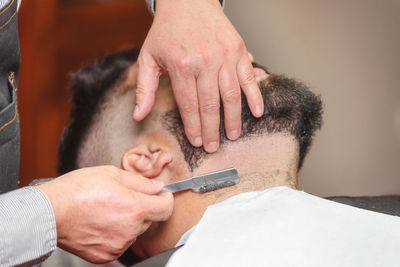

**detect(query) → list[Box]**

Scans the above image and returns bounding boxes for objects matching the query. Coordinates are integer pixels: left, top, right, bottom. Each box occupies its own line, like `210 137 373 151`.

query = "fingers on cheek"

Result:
237 58 264 117
219 67 242 140
237 58 257 89
197 72 221 153
133 57 161 121
179 103 202 147
171 75 203 147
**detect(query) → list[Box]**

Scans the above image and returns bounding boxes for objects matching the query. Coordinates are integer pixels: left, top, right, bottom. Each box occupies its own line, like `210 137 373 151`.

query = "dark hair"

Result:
163 72 323 170
58 48 322 174
58 48 140 174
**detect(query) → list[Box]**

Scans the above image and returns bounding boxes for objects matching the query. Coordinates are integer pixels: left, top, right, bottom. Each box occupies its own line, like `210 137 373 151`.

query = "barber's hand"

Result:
133 0 263 153
36 166 173 264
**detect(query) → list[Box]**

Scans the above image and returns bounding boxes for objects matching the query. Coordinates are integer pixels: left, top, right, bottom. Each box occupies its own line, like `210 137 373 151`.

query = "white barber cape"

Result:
167 186 400 267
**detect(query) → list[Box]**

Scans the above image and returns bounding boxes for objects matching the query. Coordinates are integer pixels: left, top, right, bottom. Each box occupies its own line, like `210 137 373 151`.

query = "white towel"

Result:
167 186 400 267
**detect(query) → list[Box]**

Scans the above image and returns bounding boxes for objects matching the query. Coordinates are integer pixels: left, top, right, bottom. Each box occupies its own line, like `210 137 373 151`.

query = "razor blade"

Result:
163 167 240 193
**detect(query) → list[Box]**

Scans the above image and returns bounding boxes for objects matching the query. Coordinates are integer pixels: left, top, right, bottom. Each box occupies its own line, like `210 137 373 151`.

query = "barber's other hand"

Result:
36 166 173 264
133 0 263 153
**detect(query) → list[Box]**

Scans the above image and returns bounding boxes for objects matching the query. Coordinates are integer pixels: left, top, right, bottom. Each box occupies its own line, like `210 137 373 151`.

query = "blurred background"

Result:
18 0 400 197
18 0 153 187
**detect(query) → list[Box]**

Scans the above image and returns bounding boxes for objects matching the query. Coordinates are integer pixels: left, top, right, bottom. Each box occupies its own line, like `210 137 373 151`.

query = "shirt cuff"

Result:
0 186 57 266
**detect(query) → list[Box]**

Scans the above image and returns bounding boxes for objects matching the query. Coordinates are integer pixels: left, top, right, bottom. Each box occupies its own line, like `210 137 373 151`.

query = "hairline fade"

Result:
58 48 140 175
163 74 323 171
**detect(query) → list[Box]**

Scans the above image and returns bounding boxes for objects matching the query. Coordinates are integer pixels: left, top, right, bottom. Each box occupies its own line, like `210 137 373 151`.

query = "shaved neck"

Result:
192 133 299 202
133 133 299 258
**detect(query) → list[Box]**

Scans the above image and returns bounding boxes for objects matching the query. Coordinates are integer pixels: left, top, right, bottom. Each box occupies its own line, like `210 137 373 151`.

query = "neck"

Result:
132 134 299 258
193 133 299 202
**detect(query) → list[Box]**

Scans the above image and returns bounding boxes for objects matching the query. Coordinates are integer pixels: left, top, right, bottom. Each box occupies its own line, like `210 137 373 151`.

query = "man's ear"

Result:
122 143 172 178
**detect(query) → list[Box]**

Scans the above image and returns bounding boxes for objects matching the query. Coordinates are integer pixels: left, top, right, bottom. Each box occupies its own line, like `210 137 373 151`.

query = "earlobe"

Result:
122 144 172 178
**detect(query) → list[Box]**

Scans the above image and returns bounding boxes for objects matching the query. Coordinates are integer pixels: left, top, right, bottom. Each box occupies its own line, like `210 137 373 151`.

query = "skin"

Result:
30 0 267 263
121 78 299 258
37 62 266 263
134 0 264 153
36 166 173 264
127 134 299 258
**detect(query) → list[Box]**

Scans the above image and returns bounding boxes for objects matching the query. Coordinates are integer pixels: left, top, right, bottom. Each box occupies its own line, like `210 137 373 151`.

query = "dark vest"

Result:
0 0 21 193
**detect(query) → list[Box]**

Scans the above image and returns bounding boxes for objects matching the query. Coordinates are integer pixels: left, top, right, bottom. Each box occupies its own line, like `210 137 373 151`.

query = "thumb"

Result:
133 54 161 121
116 168 165 195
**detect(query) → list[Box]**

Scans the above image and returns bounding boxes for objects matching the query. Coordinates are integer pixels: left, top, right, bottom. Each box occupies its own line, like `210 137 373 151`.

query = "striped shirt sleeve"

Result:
0 187 57 266
0 0 21 11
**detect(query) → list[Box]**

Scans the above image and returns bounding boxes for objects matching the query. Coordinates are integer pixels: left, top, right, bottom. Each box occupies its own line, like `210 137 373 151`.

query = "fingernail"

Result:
193 137 202 147
133 105 140 117
206 141 218 152
255 105 263 117
228 130 240 140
